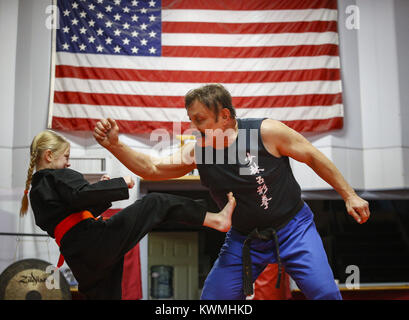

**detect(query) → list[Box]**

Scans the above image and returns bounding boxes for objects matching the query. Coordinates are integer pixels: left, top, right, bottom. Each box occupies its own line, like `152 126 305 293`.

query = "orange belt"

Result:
54 210 95 268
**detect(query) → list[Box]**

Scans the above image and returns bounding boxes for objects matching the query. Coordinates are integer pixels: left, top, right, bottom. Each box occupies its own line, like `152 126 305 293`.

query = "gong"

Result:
0 259 71 300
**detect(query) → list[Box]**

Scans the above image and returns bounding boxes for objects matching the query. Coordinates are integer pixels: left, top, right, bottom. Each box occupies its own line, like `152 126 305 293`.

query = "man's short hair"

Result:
185 83 237 120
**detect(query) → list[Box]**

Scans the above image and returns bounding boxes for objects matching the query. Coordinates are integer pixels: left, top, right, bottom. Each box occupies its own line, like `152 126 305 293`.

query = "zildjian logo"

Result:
18 272 48 285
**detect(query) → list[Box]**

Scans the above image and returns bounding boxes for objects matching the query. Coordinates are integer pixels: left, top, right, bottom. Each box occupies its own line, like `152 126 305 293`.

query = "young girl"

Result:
20 130 235 300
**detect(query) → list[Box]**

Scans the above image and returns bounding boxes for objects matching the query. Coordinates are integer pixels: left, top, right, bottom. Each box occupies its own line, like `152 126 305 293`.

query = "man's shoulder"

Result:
260 118 286 134
259 119 292 157
239 117 284 129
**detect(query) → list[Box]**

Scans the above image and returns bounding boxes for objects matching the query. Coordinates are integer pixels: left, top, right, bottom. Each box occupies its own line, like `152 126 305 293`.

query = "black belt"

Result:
242 227 282 296
241 200 304 296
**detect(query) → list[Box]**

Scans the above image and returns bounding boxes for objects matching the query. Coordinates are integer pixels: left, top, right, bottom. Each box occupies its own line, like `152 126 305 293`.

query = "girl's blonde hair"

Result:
20 130 70 216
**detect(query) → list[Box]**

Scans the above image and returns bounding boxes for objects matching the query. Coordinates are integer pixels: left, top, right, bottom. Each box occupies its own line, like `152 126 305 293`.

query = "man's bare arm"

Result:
94 118 196 180
261 119 370 224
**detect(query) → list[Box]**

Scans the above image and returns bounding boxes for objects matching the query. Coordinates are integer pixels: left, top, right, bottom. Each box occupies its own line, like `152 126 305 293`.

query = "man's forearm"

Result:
107 141 157 179
308 150 357 201
106 140 195 180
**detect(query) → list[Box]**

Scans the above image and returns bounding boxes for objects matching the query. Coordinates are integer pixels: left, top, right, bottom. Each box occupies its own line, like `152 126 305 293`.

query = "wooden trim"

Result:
140 175 200 182
292 284 409 292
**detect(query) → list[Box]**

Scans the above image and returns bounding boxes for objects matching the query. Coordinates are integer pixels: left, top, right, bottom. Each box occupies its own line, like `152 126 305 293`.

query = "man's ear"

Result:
44 149 53 163
221 108 230 120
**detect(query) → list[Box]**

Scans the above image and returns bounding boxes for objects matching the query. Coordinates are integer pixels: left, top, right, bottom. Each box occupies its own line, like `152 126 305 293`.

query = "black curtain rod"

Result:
0 232 49 237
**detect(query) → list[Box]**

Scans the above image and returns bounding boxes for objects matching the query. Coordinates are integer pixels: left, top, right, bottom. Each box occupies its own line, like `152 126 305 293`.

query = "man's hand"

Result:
93 118 120 149
345 194 370 224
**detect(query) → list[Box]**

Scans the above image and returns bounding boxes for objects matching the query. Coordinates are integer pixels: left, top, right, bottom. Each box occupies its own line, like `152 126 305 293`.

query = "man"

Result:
94 84 370 300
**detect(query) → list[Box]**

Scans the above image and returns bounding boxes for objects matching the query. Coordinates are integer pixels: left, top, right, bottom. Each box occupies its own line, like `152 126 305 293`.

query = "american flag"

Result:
49 0 343 134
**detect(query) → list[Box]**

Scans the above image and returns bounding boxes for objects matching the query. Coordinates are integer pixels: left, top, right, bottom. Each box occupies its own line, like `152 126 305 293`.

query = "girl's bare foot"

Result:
203 192 236 232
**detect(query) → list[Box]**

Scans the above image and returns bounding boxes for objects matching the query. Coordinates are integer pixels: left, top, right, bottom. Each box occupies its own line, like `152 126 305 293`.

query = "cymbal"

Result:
0 259 71 300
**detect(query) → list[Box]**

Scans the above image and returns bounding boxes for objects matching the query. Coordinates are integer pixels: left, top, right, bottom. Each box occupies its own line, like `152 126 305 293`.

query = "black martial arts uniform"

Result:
29 168 207 299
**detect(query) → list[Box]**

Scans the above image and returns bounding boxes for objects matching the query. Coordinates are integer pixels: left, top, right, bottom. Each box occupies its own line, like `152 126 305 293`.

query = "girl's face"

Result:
50 145 71 169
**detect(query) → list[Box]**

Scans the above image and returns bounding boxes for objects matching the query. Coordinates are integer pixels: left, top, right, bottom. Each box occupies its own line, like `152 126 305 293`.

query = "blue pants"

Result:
201 203 342 300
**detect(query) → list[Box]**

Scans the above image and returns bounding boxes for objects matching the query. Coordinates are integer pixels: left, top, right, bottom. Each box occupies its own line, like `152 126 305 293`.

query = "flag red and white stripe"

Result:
49 0 343 134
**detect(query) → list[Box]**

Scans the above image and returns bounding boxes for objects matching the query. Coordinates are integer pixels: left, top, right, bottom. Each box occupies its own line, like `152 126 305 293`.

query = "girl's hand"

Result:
100 174 111 181
123 176 135 189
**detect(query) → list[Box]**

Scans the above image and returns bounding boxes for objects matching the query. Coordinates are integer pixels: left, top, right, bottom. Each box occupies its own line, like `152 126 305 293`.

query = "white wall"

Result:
293 0 366 192
0 0 61 282
0 0 408 297
0 0 22 276
357 0 406 190
292 0 409 193
395 0 409 187
0 0 18 189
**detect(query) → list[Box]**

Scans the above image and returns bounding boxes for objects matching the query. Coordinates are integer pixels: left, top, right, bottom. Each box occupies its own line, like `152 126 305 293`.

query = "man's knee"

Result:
311 287 342 300
201 275 245 300
302 281 342 300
